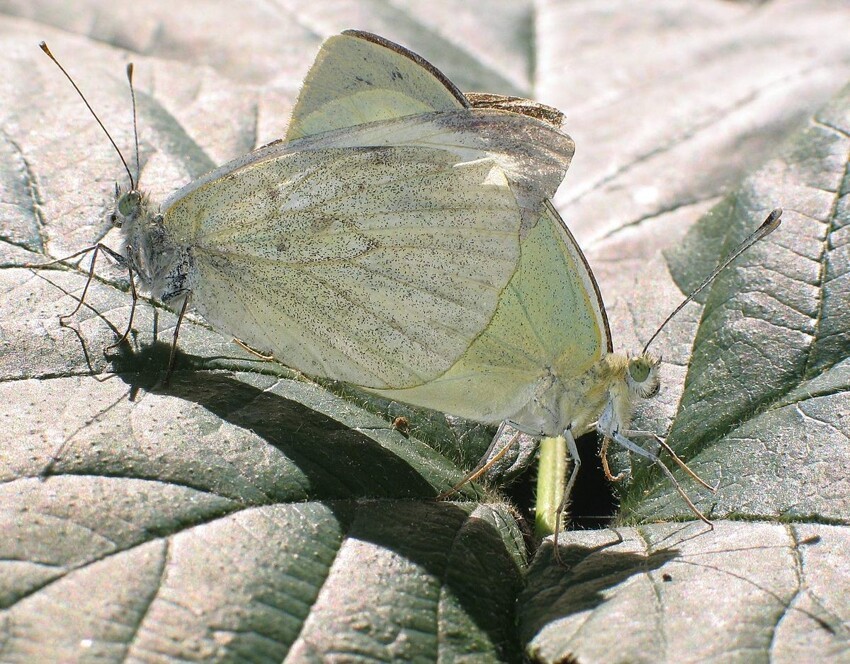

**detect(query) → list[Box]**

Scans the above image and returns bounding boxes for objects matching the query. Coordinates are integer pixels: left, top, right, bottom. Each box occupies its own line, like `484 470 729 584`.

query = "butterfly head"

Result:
108 183 167 292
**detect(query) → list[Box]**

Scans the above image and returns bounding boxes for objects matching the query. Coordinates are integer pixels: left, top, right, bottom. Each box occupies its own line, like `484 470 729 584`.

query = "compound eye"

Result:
117 191 141 217
628 357 651 383
627 354 661 399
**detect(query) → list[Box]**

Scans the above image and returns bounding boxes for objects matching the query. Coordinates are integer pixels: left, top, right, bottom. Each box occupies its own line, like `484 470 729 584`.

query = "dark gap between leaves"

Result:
503 430 618 538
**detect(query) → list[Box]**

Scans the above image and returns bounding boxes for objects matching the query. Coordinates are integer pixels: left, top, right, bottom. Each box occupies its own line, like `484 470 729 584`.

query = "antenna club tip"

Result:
126 62 134 80
39 41 52 55
762 208 783 232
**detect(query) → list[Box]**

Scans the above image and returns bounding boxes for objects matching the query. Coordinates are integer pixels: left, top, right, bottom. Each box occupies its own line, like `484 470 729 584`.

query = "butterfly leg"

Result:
552 426 580 566
164 292 191 386
105 252 138 351
435 421 521 500
599 435 628 482
29 242 142 352
233 338 275 361
27 243 127 321
609 430 713 526
621 430 718 493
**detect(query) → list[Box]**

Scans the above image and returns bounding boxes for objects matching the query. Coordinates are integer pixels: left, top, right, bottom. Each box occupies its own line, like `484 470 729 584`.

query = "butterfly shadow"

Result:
519 534 680 639
103 341 441 497
104 343 526 658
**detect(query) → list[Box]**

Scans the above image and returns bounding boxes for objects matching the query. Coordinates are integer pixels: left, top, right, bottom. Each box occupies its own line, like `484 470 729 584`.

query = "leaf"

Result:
622 82 850 524
2 3 850 662
521 523 850 663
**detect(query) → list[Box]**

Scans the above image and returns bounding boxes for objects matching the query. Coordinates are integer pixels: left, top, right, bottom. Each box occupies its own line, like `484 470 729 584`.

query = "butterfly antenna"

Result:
642 208 782 354
39 41 136 190
126 63 141 187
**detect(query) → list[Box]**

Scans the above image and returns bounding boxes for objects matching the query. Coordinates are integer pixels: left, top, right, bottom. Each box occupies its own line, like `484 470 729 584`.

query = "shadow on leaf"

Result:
519 536 679 641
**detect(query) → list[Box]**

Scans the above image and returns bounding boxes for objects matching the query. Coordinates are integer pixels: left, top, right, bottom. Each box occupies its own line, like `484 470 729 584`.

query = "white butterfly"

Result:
38 38 574 392
284 31 780 536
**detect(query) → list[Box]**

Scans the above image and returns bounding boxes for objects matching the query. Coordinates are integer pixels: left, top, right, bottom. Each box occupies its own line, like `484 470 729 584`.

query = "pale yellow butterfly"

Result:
36 37 575 391
285 31 780 541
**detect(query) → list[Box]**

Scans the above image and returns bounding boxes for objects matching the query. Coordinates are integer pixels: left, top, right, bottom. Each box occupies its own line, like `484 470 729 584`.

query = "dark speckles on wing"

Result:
165 144 525 388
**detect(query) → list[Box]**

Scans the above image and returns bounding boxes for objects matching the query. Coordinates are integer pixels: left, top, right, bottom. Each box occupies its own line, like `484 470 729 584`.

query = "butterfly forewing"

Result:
163 144 523 388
